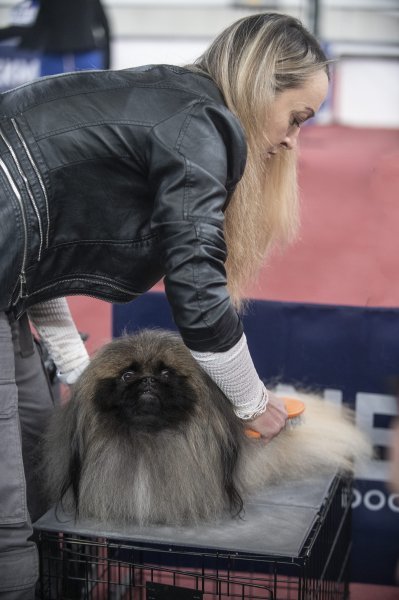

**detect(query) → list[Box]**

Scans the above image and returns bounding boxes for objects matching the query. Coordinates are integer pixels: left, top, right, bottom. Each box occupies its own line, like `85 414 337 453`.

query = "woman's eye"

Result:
290 117 301 128
121 371 135 382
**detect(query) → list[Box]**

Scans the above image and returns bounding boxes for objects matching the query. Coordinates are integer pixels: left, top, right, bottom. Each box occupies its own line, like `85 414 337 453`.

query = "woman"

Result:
0 13 329 598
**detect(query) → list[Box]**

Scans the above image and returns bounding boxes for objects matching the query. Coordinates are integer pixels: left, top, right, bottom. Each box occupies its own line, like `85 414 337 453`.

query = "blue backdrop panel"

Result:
113 293 399 585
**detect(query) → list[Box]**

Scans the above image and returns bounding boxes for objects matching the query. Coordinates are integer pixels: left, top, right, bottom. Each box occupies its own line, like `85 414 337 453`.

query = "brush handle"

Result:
284 397 305 418
245 397 305 439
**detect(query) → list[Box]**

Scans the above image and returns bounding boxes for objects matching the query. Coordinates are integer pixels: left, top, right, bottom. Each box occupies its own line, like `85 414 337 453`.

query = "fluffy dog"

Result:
43 329 370 526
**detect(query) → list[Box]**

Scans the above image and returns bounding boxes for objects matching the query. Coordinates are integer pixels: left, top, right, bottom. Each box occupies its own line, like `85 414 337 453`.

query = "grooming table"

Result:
34 472 351 599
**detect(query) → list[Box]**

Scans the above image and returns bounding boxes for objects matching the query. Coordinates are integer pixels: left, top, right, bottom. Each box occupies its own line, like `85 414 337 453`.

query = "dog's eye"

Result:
121 371 135 382
160 369 169 378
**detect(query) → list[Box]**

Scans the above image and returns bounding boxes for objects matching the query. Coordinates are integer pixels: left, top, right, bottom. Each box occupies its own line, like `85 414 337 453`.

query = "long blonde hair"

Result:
188 13 329 307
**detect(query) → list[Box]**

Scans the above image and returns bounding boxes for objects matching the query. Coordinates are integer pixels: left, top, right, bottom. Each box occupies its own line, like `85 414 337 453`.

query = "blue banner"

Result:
113 294 399 585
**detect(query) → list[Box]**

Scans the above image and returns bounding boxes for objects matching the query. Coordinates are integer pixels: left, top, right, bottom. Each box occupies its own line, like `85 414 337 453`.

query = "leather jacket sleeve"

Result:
148 99 247 352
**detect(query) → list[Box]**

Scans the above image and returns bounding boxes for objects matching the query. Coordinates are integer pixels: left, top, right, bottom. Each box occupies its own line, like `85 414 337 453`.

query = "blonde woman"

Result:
0 12 328 597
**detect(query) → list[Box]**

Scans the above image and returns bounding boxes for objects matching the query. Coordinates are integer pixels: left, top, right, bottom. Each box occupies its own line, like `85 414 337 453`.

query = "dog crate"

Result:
35 473 352 600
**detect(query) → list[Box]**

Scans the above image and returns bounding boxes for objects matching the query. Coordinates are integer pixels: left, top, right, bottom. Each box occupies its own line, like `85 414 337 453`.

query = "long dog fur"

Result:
42 329 371 526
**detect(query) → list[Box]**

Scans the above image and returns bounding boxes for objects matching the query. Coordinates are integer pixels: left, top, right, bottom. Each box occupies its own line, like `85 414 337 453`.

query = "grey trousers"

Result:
0 311 56 599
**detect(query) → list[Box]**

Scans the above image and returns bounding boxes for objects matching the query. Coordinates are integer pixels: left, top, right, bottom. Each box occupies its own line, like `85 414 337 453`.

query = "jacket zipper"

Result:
11 118 50 249
0 156 28 301
0 125 44 260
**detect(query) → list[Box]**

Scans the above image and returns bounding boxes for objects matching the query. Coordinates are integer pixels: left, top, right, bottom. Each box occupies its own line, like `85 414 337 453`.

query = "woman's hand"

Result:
246 392 288 442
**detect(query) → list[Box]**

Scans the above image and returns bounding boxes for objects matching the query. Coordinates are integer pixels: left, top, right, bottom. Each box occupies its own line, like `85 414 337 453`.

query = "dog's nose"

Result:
140 376 156 385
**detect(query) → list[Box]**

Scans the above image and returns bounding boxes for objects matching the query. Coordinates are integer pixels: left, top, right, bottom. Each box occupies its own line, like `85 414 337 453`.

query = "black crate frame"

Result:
37 476 352 600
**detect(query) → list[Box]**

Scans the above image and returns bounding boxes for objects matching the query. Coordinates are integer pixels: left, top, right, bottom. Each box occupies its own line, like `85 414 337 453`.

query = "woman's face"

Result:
265 69 329 157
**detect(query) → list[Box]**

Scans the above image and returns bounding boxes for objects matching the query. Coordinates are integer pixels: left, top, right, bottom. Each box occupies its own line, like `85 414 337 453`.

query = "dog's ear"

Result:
199 369 245 517
57 397 84 516
92 376 119 413
221 434 244 517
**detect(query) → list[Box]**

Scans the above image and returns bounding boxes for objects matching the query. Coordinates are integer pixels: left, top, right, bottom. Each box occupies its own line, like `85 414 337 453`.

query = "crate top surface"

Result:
34 473 339 559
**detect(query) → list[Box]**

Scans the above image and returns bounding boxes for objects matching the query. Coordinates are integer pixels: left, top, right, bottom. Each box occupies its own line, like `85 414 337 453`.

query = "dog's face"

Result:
81 330 205 433
93 356 197 431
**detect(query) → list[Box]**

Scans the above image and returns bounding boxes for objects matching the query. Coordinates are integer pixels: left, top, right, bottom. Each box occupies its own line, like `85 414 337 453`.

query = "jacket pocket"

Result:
0 315 27 524
0 389 27 524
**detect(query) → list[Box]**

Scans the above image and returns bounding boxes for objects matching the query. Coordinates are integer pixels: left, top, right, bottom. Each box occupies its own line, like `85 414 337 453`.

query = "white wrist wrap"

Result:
190 333 269 419
28 297 90 383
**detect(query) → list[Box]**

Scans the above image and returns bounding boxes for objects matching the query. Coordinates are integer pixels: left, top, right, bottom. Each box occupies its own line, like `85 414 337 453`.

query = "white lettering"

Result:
363 489 386 511
387 494 399 513
351 488 362 509
274 384 398 484
355 392 397 482
351 488 399 513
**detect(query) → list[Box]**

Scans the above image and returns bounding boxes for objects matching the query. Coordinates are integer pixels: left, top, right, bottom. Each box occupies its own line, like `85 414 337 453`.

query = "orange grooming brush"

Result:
245 397 305 439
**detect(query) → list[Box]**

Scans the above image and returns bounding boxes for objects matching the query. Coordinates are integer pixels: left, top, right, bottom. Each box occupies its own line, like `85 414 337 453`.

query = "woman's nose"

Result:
281 128 300 150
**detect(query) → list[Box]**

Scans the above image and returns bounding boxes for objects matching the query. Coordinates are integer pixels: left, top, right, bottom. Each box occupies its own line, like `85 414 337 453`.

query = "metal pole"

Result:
309 0 321 37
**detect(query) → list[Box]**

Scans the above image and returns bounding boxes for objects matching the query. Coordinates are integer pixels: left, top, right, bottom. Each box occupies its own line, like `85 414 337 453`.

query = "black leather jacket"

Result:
0 65 247 351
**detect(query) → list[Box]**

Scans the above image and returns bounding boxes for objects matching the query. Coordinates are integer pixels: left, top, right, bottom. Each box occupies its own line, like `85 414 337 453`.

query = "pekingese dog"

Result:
43 329 370 526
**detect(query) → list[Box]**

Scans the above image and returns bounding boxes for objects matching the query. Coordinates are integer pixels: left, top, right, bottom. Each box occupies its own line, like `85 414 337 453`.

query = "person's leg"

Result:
0 312 38 600
73 49 105 70
39 53 64 76
14 314 57 524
